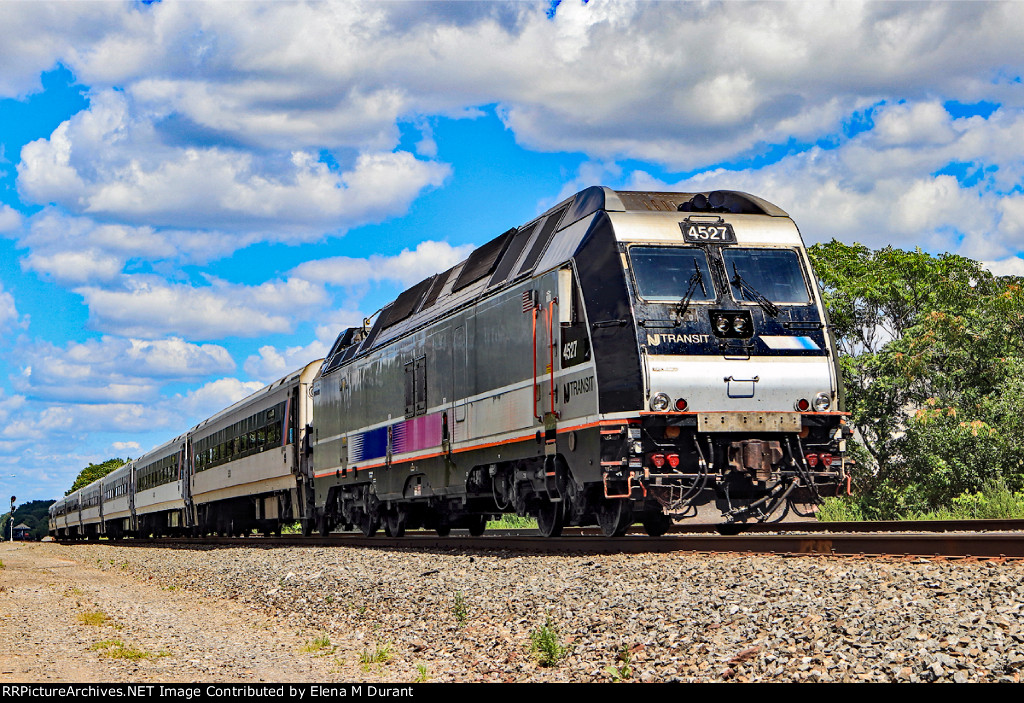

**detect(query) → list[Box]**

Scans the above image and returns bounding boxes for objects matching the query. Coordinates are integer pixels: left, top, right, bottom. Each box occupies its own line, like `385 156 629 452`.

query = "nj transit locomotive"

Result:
50 187 848 540
313 186 848 537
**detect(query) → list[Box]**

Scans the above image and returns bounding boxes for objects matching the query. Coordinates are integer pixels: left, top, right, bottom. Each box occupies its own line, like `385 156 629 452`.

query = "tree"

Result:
66 458 127 495
809 241 1024 516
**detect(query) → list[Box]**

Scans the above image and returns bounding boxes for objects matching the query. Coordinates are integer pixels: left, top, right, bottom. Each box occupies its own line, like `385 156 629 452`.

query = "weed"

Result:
64 587 84 597
604 646 633 681
529 616 568 667
414 664 429 683
0 559 4 569
90 640 167 660
77 611 109 626
815 496 864 522
486 514 538 529
301 634 334 654
452 591 468 628
324 595 334 604
359 642 393 665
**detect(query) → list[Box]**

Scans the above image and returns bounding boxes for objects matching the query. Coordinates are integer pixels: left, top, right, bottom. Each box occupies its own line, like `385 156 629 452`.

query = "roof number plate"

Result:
681 222 736 244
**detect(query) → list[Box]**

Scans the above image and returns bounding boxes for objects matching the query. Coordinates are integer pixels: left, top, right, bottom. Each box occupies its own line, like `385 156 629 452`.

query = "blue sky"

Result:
2 0 1024 503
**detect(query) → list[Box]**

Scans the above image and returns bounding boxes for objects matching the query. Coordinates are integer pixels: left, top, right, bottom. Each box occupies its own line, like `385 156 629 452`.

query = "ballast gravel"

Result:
8 540 1024 683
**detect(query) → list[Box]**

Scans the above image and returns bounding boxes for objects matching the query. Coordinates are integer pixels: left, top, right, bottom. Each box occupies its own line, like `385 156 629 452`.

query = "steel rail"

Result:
69 522 1024 559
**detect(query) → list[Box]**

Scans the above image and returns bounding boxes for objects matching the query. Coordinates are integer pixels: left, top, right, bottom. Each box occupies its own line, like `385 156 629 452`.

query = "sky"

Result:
2 0 1024 503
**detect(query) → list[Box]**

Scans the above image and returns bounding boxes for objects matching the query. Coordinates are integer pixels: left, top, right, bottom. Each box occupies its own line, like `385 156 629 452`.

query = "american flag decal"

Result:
522 290 536 313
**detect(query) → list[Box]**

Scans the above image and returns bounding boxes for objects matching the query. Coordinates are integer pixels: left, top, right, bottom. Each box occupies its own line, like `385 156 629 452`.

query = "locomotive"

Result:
311 187 848 538
50 187 848 540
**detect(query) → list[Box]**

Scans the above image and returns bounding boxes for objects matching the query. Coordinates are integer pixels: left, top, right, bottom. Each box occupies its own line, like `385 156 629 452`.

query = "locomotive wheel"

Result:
358 513 379 537
385 507 406 538
596 498 633 537
536 499 564 538
641 511 672 537
466 515 487 537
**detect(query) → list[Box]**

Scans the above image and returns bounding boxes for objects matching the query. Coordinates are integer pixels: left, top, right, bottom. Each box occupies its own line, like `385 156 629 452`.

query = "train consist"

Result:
50 187 850 540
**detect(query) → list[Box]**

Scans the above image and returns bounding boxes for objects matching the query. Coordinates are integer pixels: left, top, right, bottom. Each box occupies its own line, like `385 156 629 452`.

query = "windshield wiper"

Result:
675 258 708 321
730 263 779 317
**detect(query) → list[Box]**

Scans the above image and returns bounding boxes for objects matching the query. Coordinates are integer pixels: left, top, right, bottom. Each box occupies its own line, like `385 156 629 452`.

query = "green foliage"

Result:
809 241 1024 517
301 634 334 654
90 639 167 660
414 664 429 683
604 645 633 681
815 496 866 522
529 616 568 667
67 458 127 495
452 590 468 628
486 514 537 529
359 643 392 665
77 610 110 626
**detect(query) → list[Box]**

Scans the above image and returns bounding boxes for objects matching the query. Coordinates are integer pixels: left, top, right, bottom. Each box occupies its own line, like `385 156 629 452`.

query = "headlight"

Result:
813 392 831 412
713 315 731 335
650 392 671 411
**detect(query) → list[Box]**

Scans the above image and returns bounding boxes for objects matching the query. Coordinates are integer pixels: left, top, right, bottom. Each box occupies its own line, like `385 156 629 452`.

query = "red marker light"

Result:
650 454 666 469
805 453 819 467
666 454 680 469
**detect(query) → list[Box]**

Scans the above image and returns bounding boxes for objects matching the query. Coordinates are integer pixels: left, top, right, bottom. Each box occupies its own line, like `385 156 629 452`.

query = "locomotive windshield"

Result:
721 248 810 304
630 246 716 301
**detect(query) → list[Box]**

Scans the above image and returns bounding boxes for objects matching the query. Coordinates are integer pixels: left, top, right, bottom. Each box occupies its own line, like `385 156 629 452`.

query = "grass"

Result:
604 645 634 681
817 481 1024 522
486 514 538 529
77 610 110 626
301 634 335 654
529 616 568 667
90 639 168 660
0 559 5 569
359 642 393 667
452 591 468 628
414 664 429 683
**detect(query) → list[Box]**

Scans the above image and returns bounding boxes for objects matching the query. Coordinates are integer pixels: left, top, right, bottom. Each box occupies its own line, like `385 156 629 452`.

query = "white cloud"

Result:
18 90 450 233
111 441 141 453
175 377 265 422
243 340 329 385
0 284 19 333
74 274 327 340
0 204 22 232
291 239 474 288
14 336 236 403
629 101 1024 261
0 402 176 440
7 2 1024 176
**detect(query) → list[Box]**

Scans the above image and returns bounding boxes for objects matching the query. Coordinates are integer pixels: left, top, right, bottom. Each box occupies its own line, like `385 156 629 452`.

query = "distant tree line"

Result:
1 500 56 541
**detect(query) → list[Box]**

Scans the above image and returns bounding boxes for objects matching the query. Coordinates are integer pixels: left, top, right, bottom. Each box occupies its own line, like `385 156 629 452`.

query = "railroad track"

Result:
64 519 1024 559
